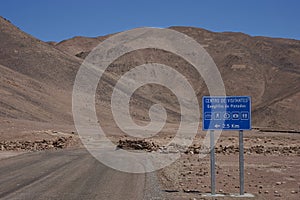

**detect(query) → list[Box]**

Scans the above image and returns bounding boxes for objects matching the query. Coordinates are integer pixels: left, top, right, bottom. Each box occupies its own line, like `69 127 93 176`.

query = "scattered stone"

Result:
117 139 158 152
0 136 74 151
183 189 200 193
184 143 300 155
164 189 179 193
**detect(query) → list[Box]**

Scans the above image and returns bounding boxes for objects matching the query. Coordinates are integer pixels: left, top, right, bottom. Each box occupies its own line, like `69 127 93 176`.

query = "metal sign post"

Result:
239 130 244 195
210 130 216 195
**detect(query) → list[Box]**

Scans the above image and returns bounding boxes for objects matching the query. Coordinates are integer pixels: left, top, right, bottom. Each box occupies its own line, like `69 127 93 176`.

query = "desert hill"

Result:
0 16 81 126
0 16 299 135
54 26 300 130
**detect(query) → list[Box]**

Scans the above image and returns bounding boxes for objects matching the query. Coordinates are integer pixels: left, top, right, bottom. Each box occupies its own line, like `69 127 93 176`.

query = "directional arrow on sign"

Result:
214 124 221 128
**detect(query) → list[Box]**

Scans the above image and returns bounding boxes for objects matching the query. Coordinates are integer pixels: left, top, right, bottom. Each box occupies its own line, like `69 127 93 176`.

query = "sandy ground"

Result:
158 131 300 200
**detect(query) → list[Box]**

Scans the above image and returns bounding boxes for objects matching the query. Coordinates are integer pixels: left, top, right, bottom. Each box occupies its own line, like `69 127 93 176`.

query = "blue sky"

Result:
1 0 299 41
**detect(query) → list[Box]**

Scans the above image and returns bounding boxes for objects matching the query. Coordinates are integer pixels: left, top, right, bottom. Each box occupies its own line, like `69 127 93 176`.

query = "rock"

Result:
194 149 200 154
164 189 179 193
183 189 200 193
291 190 297 194
58 137 66 142
264 190 269 194
33 143 37 150
275 182 282 185
117 139 159 152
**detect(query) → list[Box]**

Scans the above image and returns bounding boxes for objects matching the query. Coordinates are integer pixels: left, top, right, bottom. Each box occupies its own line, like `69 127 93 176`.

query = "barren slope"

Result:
0 17 80 130
0 16 299 133
56 26 300 130
0 17 80 89
54 34 113 58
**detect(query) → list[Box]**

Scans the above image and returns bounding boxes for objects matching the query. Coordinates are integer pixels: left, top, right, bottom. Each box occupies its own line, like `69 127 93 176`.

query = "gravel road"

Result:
0 149 163 200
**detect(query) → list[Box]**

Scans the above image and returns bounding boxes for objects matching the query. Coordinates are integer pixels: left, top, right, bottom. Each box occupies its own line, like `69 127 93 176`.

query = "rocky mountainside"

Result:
0 16 81 124
55 26 300 130
0 16 299 131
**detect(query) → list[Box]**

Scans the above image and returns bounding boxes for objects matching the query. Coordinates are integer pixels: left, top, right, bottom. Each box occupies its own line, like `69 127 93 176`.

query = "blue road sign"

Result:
202 96 251 130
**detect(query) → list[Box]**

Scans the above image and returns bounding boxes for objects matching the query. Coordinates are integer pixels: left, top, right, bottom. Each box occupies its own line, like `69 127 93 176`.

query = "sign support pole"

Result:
239 130 244 195
210 130 216 195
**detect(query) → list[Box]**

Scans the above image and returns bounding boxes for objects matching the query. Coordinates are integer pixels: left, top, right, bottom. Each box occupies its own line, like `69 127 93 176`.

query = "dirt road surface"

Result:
0 149 163 200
